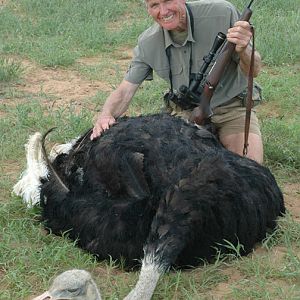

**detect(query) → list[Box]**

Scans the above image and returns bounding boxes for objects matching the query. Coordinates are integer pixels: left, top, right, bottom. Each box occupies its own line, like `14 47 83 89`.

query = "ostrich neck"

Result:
123 260 161 300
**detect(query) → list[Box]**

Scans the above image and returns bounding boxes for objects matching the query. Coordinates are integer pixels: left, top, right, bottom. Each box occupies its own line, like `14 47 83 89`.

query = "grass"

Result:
0 57 24 82
230 0 300 65
259 64 300 169
258 64 300 170
0 0 150 67
0 0 299 299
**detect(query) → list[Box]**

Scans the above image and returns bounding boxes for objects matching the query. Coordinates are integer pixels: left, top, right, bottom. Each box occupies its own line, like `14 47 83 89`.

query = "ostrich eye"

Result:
67 287 81 295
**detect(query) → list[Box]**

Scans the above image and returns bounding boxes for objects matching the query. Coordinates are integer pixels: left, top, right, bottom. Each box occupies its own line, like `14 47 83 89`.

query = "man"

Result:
91 0 263 163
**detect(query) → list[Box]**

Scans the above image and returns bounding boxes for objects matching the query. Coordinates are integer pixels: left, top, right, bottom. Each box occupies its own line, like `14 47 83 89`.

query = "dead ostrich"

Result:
14 114 285 300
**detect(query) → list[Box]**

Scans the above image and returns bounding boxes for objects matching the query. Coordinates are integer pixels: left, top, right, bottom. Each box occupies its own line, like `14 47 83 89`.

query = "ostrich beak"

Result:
32 291 53 300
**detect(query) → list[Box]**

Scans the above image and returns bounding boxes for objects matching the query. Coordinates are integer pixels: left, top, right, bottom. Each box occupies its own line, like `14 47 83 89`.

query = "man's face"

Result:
146 0 187 31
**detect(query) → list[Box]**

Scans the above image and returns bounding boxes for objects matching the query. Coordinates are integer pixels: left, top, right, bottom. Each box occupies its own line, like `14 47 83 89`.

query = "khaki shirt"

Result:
124 0 249 108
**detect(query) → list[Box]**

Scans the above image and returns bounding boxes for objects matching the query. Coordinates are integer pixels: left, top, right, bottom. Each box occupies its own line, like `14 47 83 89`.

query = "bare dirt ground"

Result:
283 183 300 222
21 59 111 102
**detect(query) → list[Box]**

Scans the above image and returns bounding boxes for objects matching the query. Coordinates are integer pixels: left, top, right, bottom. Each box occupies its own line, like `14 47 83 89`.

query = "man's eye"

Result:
149 2 159 9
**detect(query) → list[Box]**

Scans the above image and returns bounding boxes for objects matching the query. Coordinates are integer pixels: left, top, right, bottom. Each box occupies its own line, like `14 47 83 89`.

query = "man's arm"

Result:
227 20 262 77
91 80 140 140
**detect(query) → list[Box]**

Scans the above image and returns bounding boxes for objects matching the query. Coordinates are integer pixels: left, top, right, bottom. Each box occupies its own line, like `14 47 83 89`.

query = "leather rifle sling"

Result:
243 25 255 156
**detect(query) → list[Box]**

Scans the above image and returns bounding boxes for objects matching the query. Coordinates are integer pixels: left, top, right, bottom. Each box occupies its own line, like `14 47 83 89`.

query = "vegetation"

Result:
0 58 23 82
0 0 299 299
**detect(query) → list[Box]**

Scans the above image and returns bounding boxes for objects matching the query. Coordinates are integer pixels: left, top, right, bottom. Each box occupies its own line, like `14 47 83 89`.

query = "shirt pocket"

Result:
155 65 183 83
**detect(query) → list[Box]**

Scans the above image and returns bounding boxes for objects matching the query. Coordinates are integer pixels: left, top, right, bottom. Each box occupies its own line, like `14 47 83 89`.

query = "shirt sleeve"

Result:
124 44 153 84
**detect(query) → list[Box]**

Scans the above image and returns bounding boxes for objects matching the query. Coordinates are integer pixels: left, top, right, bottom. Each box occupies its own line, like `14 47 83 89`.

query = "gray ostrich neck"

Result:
124 259 161 300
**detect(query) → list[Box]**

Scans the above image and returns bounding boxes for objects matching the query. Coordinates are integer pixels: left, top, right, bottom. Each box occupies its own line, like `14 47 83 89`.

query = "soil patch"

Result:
283 183 300 222
19 60 112 107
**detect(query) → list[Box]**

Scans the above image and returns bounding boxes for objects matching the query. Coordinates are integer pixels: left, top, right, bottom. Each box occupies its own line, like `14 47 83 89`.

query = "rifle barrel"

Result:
247 0 254 8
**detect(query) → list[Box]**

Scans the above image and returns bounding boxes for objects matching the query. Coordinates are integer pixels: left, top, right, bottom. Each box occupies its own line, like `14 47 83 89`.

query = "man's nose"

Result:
159 3 169 15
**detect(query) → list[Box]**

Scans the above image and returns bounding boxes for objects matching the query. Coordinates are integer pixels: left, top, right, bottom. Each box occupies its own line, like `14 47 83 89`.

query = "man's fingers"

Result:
90 116 116 140
233 20 251 29
227 22 252 52
90 127 101 140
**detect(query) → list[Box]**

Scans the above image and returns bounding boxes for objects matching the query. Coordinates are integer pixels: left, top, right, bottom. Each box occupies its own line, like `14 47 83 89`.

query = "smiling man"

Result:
146 0 187 31
91 0 263 163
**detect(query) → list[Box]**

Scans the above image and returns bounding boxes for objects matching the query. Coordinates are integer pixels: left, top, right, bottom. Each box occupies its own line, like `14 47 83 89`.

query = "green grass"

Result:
0 197 100 299
0 57 24 82
0 0 299 299
230 0 300 65
257 65 300 170
0 0 150 66
229 215 300 299
0 99 94 161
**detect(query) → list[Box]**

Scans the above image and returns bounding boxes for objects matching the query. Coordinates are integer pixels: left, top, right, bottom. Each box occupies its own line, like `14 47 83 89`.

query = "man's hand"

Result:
90 115 116 140
90 80 140 140
189 106 206 125
227 21 252 53
227 20 261 77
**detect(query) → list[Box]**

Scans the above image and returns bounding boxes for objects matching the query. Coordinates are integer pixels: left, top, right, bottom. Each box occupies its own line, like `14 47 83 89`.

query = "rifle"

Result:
183 0 255 125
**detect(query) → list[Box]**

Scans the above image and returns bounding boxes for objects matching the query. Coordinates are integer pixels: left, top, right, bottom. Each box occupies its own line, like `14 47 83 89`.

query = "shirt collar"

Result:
163 5 195 49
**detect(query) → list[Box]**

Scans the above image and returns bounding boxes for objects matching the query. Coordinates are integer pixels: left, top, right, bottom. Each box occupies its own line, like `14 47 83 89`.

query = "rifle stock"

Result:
190 1 254 125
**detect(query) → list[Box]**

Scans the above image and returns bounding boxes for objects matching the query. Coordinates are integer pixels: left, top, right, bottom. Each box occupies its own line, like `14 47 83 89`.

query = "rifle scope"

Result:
187 32 226 93
176 31 226 108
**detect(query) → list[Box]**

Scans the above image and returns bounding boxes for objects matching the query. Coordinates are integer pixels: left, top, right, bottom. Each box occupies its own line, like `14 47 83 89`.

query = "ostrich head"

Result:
32 259 161 300
32 269 101 300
